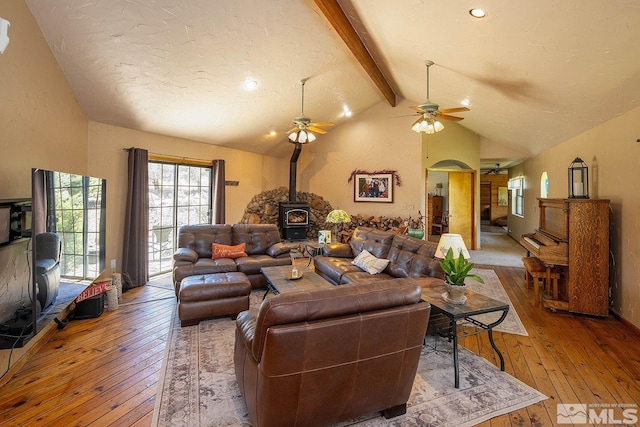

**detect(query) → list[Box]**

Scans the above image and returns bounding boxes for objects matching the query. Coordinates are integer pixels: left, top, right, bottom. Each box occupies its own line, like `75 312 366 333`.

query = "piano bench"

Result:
522 257 561 304
522 256 545 289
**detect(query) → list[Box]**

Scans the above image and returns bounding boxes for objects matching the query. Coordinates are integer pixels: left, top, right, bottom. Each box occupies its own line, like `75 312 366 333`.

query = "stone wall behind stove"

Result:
240 186 425 242
240 187 334 239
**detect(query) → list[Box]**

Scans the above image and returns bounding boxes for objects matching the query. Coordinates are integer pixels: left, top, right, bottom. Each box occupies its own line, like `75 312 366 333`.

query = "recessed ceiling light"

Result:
469 8 486 18
461 99 470 107
269 130 277 136
343 105 352 117
243 79 258 91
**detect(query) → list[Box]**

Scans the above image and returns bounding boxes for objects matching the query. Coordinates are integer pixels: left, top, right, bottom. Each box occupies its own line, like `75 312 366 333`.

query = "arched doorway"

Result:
426 160 476 250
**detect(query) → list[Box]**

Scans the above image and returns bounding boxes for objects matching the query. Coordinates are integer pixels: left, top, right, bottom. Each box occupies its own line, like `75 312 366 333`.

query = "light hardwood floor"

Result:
0 266 639 426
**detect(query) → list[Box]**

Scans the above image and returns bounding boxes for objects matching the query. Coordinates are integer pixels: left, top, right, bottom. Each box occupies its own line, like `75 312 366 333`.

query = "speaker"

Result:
74 293 105 319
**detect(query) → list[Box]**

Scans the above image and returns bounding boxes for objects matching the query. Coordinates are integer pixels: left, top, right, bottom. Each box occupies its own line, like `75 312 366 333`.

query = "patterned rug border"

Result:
466 268 528 336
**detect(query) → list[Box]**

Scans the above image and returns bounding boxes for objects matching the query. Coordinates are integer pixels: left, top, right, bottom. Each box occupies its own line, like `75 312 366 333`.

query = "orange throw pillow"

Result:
212 242 247 259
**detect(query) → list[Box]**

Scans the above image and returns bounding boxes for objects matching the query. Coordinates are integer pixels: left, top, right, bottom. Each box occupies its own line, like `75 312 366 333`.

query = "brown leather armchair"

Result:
234 278 430 427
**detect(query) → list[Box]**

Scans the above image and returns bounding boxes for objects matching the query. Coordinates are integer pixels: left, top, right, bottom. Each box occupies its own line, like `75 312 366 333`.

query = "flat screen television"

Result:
0 199 32 245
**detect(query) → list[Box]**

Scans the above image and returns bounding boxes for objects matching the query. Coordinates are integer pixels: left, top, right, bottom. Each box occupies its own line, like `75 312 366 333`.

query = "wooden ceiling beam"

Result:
314 0 397 107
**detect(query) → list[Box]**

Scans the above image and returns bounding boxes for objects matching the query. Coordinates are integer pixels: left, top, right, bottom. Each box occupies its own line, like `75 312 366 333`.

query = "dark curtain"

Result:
211 159 226 224
31 169 46 236
122 148 149 289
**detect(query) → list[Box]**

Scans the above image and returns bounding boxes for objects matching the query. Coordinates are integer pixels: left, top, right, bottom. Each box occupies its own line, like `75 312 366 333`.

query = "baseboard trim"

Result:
610 309 640 337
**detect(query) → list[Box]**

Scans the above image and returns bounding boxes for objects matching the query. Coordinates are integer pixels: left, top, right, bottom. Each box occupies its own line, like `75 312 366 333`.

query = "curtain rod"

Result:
123 148 215 166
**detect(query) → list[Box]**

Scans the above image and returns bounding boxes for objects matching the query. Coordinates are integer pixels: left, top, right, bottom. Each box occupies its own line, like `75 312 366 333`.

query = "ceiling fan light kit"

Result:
410 60 469 134
286 80 333 144
412 117 444 134
288 129 316 143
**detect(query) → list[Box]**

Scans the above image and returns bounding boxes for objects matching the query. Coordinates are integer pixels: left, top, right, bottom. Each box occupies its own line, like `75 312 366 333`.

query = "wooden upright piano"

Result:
521 198 610 316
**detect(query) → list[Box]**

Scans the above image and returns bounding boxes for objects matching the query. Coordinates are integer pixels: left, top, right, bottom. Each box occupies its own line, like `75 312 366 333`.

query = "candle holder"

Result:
568 157 589 199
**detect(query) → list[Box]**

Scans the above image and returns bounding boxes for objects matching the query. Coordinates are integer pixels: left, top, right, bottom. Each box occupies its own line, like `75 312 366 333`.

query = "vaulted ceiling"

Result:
26 0 640 165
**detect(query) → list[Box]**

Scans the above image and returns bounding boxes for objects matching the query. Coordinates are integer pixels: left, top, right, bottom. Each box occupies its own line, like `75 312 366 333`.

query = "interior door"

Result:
480 182 491 221
448 171 476 249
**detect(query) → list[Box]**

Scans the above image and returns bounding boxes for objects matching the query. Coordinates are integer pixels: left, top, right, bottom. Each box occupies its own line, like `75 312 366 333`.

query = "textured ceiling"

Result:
26 0 640 163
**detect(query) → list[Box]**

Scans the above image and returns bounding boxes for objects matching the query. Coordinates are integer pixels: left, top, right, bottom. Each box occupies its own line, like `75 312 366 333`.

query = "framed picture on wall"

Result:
354 173 393 202
498 187 508 206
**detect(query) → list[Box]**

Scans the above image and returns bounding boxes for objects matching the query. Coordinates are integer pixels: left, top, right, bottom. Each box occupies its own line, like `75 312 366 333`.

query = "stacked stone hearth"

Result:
240 187 333 240
240 187 424 243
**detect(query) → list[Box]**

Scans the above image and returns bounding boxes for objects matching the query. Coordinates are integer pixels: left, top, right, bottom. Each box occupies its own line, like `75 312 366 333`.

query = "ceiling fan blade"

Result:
308 122 334 127
307 126 327 134
389 113 419 118
411 117 423 127
410 106 426 113
287 127 298 134
439 107 470 114
437 114 464 122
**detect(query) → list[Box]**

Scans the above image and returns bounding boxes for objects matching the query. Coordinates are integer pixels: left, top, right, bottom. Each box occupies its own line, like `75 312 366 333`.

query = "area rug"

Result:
469 232 527 268
465 268 528 336
153 290 544 427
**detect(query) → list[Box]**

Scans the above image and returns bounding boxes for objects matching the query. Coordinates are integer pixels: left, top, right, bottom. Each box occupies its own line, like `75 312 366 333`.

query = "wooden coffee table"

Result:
417 279 509 388
260 265 335 296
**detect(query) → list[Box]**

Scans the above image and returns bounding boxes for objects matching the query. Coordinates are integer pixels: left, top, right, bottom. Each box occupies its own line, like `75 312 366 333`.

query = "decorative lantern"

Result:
568 157 589 199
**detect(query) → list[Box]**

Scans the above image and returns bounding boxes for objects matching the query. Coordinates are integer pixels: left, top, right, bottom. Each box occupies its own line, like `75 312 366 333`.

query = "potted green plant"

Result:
407 211 426 239
440 247 484 303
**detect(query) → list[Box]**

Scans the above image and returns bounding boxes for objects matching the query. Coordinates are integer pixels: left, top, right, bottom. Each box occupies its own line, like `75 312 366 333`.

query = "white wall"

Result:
302 98 424 218
0 0 88 198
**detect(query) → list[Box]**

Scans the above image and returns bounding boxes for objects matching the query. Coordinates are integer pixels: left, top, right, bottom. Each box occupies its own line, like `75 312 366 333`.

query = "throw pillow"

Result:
212 242 247 259
352 249 390 275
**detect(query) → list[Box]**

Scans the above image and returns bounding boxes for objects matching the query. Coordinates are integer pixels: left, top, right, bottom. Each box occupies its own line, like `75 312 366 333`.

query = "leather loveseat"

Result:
314 226 445 287
234 278 431 427
172 224 291 294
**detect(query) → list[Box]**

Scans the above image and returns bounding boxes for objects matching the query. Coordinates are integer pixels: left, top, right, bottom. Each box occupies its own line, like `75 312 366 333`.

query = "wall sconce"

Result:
568 157 589 199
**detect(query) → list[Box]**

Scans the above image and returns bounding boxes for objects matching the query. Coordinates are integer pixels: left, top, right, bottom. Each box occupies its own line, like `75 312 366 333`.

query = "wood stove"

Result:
279 143 310 241
279 201 309 240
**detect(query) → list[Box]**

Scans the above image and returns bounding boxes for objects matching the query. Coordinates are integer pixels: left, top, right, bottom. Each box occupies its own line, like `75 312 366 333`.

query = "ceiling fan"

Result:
410 60 469 134
287 79 333 144
484 163 503 175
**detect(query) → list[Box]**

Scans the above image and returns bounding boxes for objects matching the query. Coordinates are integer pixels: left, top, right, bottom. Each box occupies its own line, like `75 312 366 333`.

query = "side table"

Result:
302 241 325 267
418 280 509 388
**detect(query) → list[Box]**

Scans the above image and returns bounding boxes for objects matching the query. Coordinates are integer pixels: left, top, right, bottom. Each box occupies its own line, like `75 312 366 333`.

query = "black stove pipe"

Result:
289 143 302 201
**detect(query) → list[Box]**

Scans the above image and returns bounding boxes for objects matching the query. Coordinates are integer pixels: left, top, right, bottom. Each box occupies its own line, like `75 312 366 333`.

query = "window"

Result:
148 162 212 276
540 172 549 198
50 172 105 279
508 176 524 217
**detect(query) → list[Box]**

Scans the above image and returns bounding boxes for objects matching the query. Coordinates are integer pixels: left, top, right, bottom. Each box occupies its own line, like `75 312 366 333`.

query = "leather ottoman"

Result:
178 272 251 327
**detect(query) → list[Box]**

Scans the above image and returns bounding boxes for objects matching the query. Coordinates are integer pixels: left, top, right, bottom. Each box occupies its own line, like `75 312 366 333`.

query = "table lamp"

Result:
325 209 351 244
435 233 470 259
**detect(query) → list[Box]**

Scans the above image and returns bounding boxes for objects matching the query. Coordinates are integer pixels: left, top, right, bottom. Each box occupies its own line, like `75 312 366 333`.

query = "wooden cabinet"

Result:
428 195 444 235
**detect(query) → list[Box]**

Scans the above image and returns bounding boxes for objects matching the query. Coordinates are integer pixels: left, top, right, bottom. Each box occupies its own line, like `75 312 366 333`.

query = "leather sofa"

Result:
314 226 445 287
172 224 291 294
234 278 431 427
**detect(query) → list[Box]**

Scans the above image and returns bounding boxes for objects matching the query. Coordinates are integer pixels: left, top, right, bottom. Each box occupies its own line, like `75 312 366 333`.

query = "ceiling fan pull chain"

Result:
301 81 305 116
